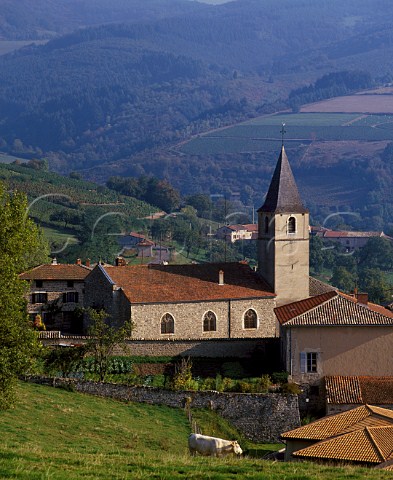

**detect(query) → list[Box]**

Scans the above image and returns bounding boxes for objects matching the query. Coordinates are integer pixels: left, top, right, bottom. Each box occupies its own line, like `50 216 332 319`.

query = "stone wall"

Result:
25 376 300 442
131 298 276 340
39 334 279 359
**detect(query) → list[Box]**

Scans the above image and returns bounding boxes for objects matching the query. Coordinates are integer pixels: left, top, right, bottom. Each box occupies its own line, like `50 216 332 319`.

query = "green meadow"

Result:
0 382 391 479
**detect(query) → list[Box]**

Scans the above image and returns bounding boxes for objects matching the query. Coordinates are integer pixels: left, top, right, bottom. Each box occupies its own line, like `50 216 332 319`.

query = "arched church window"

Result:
264 216 269 234
243 309 258 329
203 311 217 332
288 216 296 234
161 313 174 334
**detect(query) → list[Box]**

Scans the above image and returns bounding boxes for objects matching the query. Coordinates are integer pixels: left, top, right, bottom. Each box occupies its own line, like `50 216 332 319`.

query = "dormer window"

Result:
288 216 296 234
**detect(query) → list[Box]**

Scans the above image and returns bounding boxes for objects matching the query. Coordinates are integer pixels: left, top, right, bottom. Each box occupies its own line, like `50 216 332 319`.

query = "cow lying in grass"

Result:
188 433 243 457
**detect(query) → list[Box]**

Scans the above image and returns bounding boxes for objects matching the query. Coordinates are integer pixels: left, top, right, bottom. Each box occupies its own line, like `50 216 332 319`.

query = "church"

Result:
82 145 320 342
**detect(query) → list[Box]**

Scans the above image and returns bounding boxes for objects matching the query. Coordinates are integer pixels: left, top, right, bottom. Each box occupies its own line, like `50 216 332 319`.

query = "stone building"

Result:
257 146 310 306
20 259 91 332
84 262 277 340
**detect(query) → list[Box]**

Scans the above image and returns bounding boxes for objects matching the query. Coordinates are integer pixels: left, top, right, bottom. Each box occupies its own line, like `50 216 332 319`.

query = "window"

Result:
35 280 43 288
264 216 269 234
67 280 74 288
300 352 318 373
243 309 258 329
32 292 47 304
63 291 79 303
161 313 174 334
288 216 296 234
203 311 217 332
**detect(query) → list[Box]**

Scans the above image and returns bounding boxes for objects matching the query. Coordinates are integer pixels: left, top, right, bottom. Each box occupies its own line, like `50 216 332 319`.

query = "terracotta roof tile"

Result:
102 262 275 304
325 376 363 404
275 291 337 325
323 231 384 239
20 263 91 281
281 405 375 440
275 291 393 327
292 426 393 463
326 376 393 405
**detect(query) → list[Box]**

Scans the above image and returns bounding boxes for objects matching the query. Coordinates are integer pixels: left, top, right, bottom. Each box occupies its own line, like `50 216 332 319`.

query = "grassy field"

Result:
1 382 391 479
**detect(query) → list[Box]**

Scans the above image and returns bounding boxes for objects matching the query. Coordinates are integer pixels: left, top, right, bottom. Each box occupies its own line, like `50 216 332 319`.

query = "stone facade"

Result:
84 265 277 340
131 298 277 340
258 212 310 306
27 279 85 332
25 376 300 443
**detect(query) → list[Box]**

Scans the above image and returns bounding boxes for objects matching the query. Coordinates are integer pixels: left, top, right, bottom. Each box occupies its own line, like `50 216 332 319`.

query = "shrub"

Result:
280 382 302 394
271 371 289 385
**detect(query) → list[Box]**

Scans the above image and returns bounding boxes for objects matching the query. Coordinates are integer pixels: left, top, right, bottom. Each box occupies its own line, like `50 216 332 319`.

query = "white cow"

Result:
188 433 243 457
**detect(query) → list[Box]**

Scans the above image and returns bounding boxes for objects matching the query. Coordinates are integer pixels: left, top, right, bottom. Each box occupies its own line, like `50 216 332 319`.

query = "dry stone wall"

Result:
25 376 300 442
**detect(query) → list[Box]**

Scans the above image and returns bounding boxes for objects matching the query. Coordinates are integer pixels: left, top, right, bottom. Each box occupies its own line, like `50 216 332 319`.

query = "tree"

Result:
358 268 391 304
330 266 355 293
0 183 44 408
86 309 132 382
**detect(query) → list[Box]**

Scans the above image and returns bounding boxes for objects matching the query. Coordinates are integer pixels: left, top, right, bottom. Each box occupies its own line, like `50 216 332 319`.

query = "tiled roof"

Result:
102 262 275 304
323 230 384 239
258 146 308 214
292 426 393 464
242 224 258 232
275 291 393 327
281 405 393 441
326 376 393 405
309 276 337 296
20 263 91 281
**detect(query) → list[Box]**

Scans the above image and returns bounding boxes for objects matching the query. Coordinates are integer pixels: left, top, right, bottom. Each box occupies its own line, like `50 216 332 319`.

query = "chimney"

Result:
357 293 369 305
76 258 82 265
115 256 127 267
51 257 57 265
219 270 224 285
85 258 91 268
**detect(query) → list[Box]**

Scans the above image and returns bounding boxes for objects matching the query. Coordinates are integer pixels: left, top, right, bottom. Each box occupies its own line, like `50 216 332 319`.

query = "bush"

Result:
271 371 289 385
280 382 302 394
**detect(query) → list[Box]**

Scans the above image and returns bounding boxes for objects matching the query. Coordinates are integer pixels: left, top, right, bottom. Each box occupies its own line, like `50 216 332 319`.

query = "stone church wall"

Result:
25 376 300 442
131 297 276 340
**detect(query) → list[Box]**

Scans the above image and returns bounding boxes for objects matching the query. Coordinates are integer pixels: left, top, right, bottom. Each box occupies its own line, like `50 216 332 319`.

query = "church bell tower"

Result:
257 145 309 306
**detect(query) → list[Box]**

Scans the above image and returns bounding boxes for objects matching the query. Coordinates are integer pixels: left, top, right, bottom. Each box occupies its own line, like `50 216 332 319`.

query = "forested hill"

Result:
0 0 206 40
2 0 393 186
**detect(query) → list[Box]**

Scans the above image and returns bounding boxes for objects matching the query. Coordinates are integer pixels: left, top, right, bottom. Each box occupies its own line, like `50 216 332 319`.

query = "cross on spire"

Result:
280 123 286 146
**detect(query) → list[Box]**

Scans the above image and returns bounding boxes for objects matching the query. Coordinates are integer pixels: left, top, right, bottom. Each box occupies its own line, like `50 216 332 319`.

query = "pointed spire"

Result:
258 146 307 213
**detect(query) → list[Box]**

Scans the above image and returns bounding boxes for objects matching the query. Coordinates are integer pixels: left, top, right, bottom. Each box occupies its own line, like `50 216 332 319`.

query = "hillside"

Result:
2 0 393 177
0 162 158 263
1 381 390 479
0 0 205 40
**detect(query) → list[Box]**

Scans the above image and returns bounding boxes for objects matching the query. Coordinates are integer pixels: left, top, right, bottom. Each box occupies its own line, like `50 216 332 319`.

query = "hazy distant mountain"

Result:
1 0 393 204
0 0 206 40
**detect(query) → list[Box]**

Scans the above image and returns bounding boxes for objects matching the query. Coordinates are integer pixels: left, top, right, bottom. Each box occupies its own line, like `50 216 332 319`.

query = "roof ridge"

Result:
365 426 386 462
289 291 338 322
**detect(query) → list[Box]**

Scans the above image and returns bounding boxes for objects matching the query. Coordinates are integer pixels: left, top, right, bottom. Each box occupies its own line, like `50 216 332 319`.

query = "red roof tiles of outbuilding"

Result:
326 376 393 405
20 263 91 281
102 262 275 304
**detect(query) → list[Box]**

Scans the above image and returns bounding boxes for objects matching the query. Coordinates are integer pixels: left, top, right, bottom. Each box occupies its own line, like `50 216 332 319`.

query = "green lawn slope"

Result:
0 382 391 479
